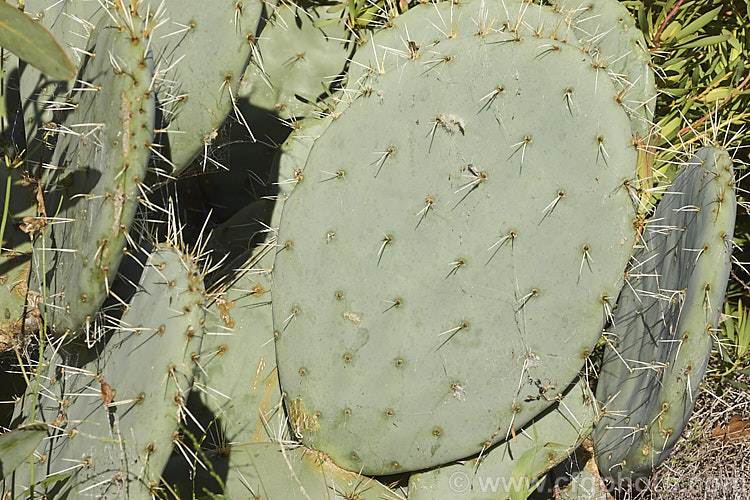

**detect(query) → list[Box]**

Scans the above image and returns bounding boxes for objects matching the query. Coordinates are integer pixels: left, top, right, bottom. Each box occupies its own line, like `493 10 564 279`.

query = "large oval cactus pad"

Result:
273 33 638 474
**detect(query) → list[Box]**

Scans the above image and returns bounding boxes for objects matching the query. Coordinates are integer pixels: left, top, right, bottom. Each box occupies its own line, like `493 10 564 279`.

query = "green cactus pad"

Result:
593 147 736 480
349 0 578 91
240 1 355 119
408 376 598 499
145 0 263 174
165 442 400 499
273 31 637 474
17 0 104 149
545 0 656 140
349 0 654 140
6 244 205 497
194 243 281 444
28 7 155 337
268 112 337 229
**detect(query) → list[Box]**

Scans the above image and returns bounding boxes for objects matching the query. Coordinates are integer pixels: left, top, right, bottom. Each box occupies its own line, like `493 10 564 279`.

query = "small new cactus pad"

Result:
408 376 598 499
6 244 205 497
273 30 637 473
593 147 736 480
240 1 355 119
27 8 155 337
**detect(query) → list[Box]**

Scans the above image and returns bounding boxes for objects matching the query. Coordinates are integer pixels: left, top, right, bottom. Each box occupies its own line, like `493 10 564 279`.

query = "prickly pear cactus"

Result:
273 27 638 473
593 147 736 480
6 0 728 497
165 441 401 498
240 1 355 119
350 0 655 140
28 7 155 337
194 243 281 444
408 376 598 499
542 0 656 139
6 243 205 497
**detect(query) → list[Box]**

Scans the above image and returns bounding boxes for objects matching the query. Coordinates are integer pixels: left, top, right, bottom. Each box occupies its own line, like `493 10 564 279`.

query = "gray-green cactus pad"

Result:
408 376 598 499
240 1 355 118
195 243 282 444
29 7 155 337
349 0 654 141
269 113 337 229
146 0 263 174
5 244 205 497
273 31 637 474
544 0 656 140
165 442 401 499
593 147 736 479
349 0 579 92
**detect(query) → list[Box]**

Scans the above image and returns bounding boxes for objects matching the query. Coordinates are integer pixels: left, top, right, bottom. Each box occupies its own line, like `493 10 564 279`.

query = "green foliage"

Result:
0 1 74 80
722 299 750 359
710 299 750 391
0 424 46 480
625 0 749 191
